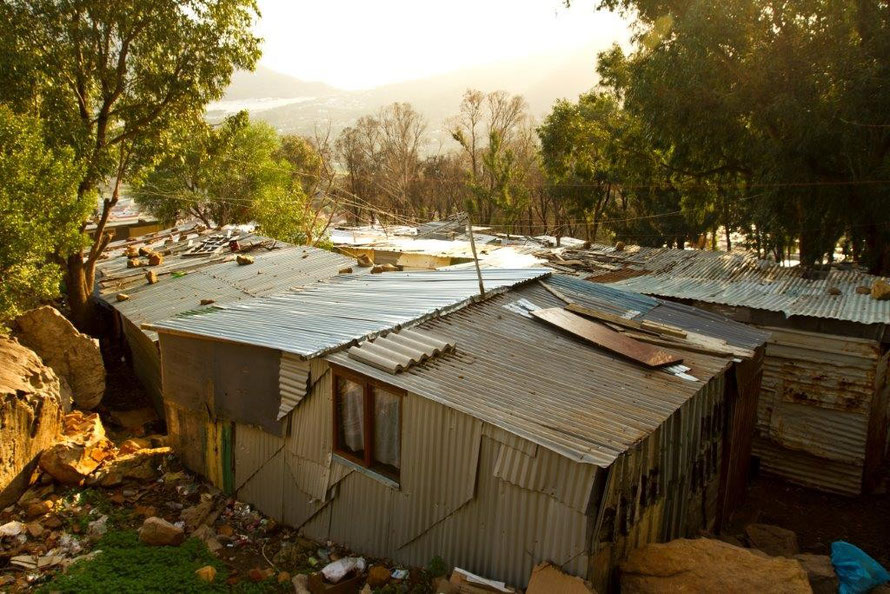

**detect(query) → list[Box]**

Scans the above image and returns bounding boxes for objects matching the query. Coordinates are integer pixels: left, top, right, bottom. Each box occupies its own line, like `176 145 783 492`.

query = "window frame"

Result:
331 364 404 482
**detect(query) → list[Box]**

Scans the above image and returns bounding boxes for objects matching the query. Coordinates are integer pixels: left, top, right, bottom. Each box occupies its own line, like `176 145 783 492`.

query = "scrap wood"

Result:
566 303 644 332
538 280 574 304
532 307 682 368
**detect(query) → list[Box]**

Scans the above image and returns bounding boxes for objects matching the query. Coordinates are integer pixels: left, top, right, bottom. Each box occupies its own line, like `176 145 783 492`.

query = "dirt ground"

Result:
727 472 890 567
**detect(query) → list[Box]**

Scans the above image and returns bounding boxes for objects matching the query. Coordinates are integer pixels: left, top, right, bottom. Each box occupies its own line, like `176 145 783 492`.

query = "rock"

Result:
872 280 890 301
89 446 171 487
236 254 254 265
125 246 139 258
619 538 810 593
745 523 800 557
116 293 130 302
38 412 115 485
338 267 353 274
856 285 871 294
108 407 159 432
367 564 391 588
794 553 839 594
180 494 214 531
195 565 217 583
138 517 184 546
828 286 842 295
526 562 594 594
277 571 291 583
292 573 310 594
148 252 164 266
13 306 105 410
615 241 626 251
248 567 273 582
138 246 153 257
217 524 234 537
356 254 373 267
200 298 215 306
25 500 53 518
145 270 158 284
192 525 223 554
371 263 399 274
0 337 63 508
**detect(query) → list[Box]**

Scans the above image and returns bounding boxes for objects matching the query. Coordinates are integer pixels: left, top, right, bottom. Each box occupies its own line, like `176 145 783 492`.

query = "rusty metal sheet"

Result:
531 307 683 368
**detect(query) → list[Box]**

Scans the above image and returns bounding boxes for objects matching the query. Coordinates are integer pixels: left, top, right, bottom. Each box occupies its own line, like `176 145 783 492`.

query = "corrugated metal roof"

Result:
347 328 455 374
328 282 737 467
278 353 310 420
95 225 356 340
553 244 890 325
541 275 770 350
148 269 550 358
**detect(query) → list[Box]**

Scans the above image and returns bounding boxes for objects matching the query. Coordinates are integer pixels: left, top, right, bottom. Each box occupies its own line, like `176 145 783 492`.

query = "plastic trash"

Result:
831 541 890 594
321 556 366 583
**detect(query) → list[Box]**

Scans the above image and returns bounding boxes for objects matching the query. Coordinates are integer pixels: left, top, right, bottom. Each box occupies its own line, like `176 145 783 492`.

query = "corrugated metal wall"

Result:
589 374 726 593
121 317 163 413
753 326 884 495
229 358 596 588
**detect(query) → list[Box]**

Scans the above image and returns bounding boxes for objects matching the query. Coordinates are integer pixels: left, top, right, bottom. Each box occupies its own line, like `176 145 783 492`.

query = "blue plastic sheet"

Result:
831 541 890 594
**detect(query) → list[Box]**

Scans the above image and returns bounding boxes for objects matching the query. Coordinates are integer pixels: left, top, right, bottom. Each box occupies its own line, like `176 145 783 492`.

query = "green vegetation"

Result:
0 0 261 328
39 531 287 594
0 106 87 322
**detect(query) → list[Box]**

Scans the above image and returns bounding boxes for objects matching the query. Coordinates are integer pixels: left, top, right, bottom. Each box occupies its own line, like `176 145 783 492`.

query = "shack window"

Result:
333 369 402 481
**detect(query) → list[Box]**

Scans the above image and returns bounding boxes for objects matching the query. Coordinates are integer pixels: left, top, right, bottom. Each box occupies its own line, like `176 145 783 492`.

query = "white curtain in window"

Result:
338 378 364 454
373 388 400 469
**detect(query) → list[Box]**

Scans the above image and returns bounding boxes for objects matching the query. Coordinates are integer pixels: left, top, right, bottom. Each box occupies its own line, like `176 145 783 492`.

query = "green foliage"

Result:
426 555 447 578
39 530 288 594
591 0 890 269
0 0 261 324
0 105 88 322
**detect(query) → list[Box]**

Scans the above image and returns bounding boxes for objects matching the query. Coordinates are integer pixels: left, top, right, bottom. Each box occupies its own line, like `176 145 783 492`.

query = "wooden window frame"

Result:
331 364 404 481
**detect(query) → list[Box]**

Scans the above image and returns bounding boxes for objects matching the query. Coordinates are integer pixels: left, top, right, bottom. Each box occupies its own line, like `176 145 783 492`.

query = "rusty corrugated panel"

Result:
754 326 880 493
278 353 310 419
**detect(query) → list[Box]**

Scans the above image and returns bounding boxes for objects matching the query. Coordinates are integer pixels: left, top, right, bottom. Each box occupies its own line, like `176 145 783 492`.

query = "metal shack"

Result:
146 269 768 590
93 223 355 412
547 244 890 495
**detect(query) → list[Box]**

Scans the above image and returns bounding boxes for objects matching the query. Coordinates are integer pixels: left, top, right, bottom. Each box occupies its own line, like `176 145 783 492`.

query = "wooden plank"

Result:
640 320 687 339
565 302 645 331
532 307 683 368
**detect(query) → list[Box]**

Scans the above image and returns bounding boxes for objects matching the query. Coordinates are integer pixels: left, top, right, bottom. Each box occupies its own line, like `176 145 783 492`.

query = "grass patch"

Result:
38 531 285 593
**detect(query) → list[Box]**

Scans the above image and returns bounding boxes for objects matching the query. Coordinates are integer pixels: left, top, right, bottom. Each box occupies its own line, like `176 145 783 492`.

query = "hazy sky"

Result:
255 0 631 90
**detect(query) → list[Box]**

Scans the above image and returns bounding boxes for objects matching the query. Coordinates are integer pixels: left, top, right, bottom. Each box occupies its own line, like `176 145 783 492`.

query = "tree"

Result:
135 112 288 228
589 0 890 271
0 105 86 322
0 0 261 328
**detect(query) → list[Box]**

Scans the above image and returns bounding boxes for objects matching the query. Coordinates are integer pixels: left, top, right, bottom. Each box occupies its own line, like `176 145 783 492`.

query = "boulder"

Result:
619 538 811 593
745 523 800 557
794 553 839 594
87 446 171 487
12 306 105 410
139 517 184 546
38 411 115 485
236 254 254 265
0 337 64 507
872 280 890 301
367 564 391 588
195 565 217 583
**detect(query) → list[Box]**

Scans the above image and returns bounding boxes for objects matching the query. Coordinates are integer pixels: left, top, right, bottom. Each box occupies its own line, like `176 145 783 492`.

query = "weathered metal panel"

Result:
754 326 881 493
326 472 395 558
288 359 332 465
392 395 482 548
236 448 285 521
347 328 455 375
121 316 163 413
279 353 310 420
148 268 551 357
234 423 285 491
493 443 598 513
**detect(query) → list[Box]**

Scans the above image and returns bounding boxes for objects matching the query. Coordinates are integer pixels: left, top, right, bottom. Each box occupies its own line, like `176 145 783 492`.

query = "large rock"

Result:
620 538 811 593
794 553 839 594
0 337 64 507
139 517 184 546
872 280 890 301
13 306 105 409
38 411 115 485
745 523 800 557
86 446 171 487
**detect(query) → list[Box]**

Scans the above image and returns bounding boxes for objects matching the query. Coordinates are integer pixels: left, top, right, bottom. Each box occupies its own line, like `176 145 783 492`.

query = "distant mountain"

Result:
207 47 601 150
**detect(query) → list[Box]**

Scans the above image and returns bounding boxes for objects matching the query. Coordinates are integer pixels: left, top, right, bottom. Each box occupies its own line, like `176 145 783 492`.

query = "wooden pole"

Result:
466 216 485 297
